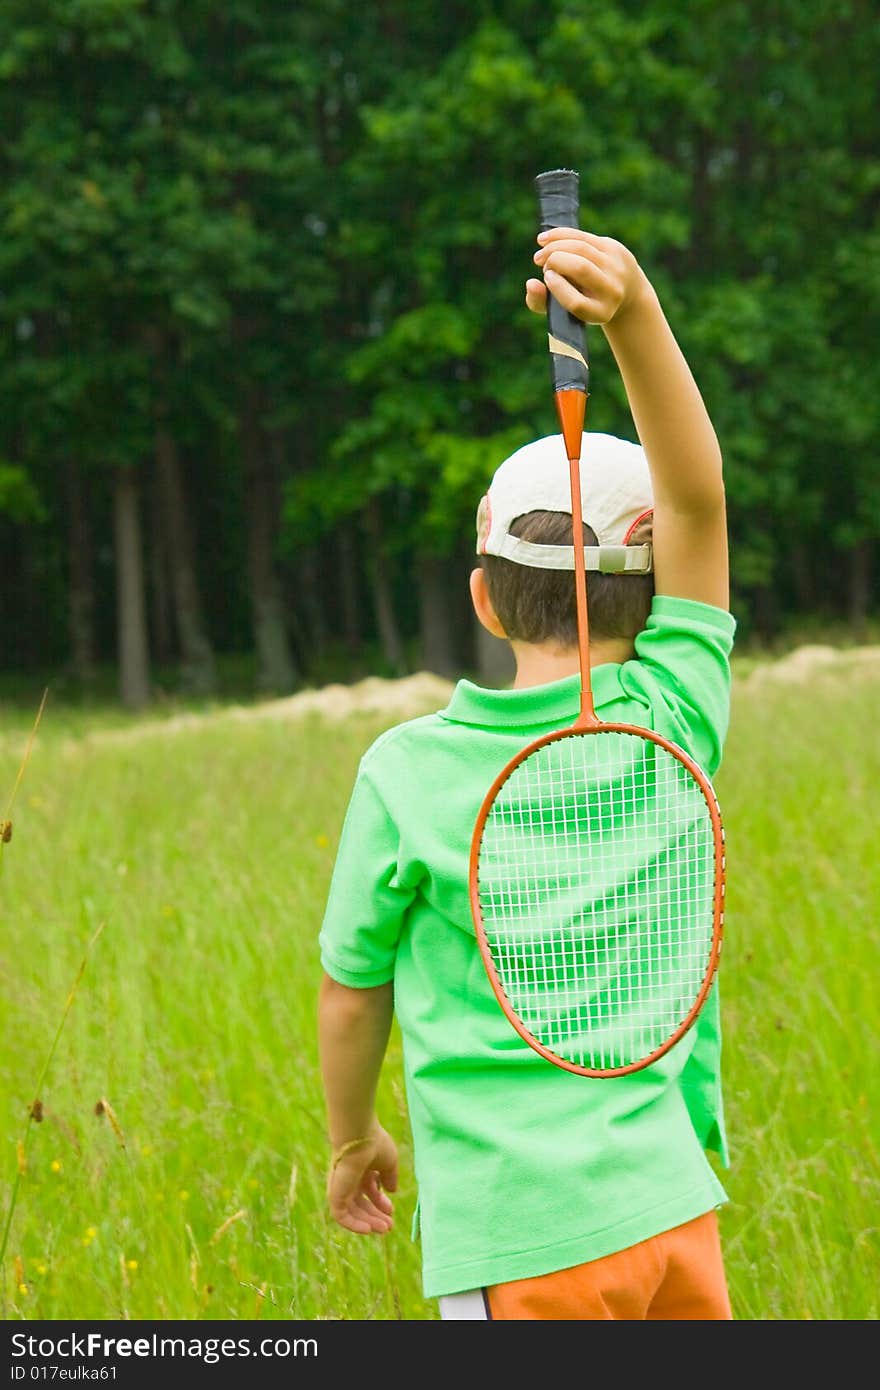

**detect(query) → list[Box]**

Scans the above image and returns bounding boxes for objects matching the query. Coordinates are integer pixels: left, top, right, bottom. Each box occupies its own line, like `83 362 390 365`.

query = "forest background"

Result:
1 0 877 707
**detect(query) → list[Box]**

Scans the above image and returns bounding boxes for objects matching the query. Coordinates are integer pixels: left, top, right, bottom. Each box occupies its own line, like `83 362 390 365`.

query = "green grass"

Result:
1 666 878 1320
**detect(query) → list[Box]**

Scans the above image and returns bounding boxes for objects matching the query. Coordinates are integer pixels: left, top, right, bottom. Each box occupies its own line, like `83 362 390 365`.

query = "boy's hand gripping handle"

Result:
534 169 590 400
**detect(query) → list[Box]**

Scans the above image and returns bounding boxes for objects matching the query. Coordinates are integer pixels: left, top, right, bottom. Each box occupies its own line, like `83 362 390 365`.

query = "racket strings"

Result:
476 731 718 1071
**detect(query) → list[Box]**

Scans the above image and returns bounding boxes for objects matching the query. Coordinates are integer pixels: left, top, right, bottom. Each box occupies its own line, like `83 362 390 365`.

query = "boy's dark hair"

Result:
481 510 654 647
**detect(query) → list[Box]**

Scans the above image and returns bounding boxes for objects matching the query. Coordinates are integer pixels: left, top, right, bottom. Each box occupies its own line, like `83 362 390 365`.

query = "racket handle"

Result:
534 169 589 397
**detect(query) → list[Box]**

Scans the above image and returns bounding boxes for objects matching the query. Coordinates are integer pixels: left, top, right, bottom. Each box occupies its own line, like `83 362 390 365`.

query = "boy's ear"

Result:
470 568 507 639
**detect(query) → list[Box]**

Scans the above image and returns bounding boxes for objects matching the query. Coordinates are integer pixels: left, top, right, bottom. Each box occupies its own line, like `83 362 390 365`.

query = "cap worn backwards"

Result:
476 432 654 575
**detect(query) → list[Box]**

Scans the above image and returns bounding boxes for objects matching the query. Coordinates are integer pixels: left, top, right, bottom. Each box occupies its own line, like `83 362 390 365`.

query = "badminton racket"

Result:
468 168 725 1077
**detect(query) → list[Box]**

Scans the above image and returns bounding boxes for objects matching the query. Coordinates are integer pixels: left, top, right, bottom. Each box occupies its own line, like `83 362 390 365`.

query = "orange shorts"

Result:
489 1211 730 1320
439 1211 731 1321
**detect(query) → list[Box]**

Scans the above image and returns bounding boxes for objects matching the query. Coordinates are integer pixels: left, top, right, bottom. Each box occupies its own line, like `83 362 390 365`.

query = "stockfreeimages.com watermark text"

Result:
11 1332 317 1372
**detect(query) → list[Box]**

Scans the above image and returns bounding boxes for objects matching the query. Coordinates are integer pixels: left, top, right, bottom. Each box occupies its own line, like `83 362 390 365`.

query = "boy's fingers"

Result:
340 1210 390 1235
335 1212 373 1235
366 1172 394 1211
525 277 547 314
354 1211 392 1235
537 227 608 251
355 1189 392 1222
534 238 611 269
330 1192 392 1234
377 1154 398 1193
541 250 609 293
329 1196 376 1234
543 269 604 323
537 225 589 244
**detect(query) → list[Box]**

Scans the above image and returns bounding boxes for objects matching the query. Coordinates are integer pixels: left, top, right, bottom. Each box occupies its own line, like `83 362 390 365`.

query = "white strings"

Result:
477 732 719 1071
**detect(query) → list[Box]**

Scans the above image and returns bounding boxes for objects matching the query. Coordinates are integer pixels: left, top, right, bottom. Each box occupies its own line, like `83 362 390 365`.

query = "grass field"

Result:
2 655 879 1320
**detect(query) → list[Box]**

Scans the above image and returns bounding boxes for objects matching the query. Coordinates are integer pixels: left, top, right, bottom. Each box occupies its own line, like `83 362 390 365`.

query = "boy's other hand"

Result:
327 1123 398 1235
526 228 649 326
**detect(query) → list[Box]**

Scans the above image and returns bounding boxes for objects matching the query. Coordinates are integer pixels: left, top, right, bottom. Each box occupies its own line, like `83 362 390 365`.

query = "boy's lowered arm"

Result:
529 230 729 610
319 974 398 1235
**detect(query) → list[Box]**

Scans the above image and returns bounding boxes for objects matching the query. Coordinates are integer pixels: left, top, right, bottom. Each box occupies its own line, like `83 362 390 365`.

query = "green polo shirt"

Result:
320 596 736 1298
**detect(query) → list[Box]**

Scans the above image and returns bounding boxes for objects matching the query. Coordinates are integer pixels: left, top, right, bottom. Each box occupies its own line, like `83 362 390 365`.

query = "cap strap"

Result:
493 536 653 573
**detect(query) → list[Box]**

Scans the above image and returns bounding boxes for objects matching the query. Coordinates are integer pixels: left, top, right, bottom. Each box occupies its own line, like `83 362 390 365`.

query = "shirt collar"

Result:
440 666 620 729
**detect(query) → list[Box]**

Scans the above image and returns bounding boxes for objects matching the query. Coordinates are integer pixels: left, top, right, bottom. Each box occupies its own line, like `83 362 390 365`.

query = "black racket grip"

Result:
534 169 589 395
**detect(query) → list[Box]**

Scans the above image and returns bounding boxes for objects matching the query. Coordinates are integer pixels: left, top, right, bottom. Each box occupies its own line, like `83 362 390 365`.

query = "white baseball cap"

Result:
476 432 654 574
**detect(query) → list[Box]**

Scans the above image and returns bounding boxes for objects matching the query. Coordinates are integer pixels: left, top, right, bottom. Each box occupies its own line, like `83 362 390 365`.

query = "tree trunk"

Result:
751 584 779 644
365 498 407 676
790 541 815 614
297 545 328 655
66 460 96 685
473 614 515 688
417 552 457 676
150 463 173 668
336 527 362 661
849 538 872 637
17 530 38 671
242 421 297 693
155 427 216 694
113 467 151 709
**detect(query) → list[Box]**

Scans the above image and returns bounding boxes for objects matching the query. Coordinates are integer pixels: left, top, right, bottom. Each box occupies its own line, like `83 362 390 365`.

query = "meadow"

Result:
1 654 878 1321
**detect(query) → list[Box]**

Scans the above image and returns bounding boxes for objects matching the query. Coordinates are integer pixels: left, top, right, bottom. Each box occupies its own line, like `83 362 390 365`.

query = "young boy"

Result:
318 228 735 1320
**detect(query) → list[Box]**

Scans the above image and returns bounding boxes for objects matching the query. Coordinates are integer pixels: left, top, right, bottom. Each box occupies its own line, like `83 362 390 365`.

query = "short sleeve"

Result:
319 766 414 988
623 596 737 775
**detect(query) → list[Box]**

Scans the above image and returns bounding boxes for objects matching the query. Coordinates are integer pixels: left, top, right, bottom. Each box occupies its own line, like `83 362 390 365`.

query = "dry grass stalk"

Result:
209 1209 247 1246
0 921 106 1268
0 688 48 869
95 1097 127 1149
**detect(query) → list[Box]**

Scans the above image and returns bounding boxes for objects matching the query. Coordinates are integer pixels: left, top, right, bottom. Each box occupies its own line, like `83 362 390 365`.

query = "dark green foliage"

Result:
0 1 877 689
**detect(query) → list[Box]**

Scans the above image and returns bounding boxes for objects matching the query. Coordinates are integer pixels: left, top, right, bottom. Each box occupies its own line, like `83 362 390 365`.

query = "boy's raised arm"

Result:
528 229 729 611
